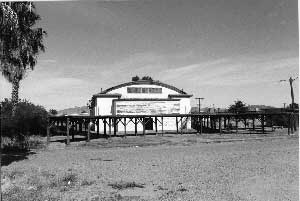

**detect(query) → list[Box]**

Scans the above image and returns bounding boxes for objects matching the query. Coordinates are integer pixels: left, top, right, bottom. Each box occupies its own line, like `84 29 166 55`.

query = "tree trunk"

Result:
11 78 20 116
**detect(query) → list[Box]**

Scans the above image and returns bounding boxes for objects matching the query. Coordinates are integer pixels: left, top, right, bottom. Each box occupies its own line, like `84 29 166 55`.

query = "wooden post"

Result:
161 117 164 135
176 117 179 134
104 119 107 137
261 115 265 134
235 117 238 134
87 120 91 142
79 120 82 133
71 124 75 141
142 117 145 136
109 118 112 137
291 114 294 134
66 117 70 145
47 122 51 145
288 114 291 135
113 117 117 136
219 116 222 135
181 117 183 135
155 117 158 134
96 119 99 134
124 118 127 137
135 118 137 136
200 116 203 134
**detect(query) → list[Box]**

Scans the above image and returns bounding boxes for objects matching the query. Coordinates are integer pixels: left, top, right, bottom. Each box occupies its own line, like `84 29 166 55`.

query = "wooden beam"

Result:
113 117 117 136
155 117 158 134
200 116 203 134
161 117 164 135
219 116 222 135
109 118 112 137
66 117 70 145
124 117 127 137
142 117 145 136
104 119 107 136
261 115 265 134
96 119 99 134
135 118 137 136
46 122 51 145
176 117 179 134
235 117 238 134
87 120 91 142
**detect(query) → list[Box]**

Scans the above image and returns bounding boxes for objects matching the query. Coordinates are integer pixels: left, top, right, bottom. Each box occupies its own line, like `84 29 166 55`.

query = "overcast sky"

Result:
0 0 298 110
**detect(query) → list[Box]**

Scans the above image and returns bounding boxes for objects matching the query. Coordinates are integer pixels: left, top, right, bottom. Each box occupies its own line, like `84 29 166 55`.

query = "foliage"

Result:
132 75 140 81
1 98 48 137
141 76 153 81
228 100 248 113
0 2 47 113
49 109 58 116
288 103 299 109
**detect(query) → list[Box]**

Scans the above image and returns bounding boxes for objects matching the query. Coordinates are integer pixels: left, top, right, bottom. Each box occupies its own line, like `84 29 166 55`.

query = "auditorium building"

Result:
90 79 193 132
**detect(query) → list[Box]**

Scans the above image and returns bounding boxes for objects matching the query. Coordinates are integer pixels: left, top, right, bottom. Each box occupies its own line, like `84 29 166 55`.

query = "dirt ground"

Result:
1 131 299 201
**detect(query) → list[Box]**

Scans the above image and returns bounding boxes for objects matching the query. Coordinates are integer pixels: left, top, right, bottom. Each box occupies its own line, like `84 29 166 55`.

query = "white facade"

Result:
91 80 193 133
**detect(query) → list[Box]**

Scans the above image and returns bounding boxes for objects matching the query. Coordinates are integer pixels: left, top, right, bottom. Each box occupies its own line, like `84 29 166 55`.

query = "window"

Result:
149 88 162 93
142 88 149 93
127 87 141 93
127 87 162 94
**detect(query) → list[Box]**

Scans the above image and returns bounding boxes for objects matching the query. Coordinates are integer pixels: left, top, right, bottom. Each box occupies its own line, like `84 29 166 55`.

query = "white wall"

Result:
107 84 181 99
93 83 192 132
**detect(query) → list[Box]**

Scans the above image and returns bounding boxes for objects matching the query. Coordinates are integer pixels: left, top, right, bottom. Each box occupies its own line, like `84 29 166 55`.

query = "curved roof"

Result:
100 80 187 95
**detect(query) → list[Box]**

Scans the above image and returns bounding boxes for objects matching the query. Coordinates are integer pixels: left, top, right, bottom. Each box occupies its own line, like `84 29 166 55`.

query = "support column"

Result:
155 117 158 134
176 117 179 134
47 121 51 145
87 120 91 142
124 118 127 137
113 117 117 136
235 117 238 134
135 118 137 136
66 117 70 145
261 115 265 134
142 117 145 136
161 117 164 135
104 119 107 137
200 116 203 134
219 116 222 135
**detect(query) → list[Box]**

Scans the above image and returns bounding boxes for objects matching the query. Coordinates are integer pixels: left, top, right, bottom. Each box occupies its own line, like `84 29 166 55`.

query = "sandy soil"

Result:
2 132 299 201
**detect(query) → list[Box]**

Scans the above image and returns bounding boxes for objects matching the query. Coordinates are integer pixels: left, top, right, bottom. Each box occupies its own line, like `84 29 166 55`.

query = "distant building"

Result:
90 79 193 132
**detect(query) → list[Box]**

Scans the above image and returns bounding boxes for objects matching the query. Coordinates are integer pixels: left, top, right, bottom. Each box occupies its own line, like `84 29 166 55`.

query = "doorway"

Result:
145 117 153 130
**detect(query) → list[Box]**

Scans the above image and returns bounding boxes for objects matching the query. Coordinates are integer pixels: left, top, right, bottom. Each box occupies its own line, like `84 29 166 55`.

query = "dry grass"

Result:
1 132 298 201
108 181 145 190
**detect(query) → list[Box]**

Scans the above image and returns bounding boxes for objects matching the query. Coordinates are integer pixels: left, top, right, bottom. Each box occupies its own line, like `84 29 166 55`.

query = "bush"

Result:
1 99 48 137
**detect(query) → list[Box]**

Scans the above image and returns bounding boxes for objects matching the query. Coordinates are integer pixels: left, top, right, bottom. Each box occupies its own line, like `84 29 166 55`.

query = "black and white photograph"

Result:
0 1 299 200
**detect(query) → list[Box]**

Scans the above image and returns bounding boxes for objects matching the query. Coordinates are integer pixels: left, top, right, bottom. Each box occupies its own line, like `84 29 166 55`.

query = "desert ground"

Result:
1 131 299 201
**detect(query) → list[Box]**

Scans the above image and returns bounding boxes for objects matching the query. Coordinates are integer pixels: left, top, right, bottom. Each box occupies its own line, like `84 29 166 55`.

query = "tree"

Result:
141 76 153 81
132 75 140 81
49 109 58 116
228 100 248 113
0 2 46 115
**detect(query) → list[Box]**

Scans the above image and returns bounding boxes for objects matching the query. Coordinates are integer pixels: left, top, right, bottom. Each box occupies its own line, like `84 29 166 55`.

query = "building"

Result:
90 79 193 132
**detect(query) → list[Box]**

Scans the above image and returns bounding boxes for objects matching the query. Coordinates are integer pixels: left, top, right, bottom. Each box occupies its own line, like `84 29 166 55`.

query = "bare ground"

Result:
1 131 299 201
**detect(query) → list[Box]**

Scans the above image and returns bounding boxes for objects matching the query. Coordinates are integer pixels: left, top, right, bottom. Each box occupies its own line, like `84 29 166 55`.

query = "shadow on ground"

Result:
1 150 36 166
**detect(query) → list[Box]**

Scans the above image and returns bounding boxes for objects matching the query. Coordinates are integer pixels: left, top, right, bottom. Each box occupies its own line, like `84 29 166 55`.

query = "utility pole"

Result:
280 76 298 110
195 98 204 114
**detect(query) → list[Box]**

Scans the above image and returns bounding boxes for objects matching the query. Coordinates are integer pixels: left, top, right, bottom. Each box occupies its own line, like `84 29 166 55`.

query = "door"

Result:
145 117 153 130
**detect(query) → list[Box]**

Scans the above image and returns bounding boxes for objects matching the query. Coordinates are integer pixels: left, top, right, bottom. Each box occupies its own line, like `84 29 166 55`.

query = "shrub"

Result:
1 99 48 137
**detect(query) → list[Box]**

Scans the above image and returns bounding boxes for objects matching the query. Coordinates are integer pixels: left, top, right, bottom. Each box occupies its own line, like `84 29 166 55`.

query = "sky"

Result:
0 0 298 110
